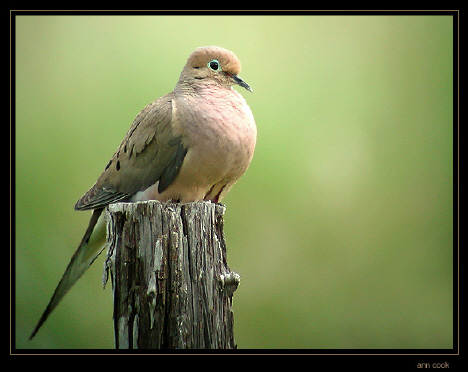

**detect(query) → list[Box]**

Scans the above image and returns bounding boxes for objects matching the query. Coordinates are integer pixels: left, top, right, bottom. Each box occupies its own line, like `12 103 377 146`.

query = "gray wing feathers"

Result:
75 94 187 211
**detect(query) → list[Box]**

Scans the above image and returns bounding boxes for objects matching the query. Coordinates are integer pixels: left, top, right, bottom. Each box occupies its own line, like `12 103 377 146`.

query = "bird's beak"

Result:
231 74 253 93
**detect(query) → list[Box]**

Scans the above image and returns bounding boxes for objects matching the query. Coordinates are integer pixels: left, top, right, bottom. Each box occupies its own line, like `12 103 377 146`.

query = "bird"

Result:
29 46 257 340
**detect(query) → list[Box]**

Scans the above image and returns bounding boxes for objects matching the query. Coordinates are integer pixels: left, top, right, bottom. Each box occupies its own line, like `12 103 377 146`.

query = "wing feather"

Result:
75 93 187 211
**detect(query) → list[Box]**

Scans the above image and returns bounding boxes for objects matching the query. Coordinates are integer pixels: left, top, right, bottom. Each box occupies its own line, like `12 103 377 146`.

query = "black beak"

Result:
232 74 253 93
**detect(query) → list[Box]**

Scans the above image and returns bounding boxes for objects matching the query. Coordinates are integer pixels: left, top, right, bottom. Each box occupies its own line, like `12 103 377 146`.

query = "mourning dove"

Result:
30 46 256 339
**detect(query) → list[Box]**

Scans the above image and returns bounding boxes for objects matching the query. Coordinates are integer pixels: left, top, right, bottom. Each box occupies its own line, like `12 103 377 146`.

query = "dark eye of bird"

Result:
208 60 220 71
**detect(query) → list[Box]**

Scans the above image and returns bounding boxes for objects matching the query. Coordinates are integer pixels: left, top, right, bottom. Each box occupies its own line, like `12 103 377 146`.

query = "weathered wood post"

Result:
102 200 240 349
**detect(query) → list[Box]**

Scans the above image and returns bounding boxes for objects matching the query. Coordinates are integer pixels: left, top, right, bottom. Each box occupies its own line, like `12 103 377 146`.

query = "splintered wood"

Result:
104 201 239 349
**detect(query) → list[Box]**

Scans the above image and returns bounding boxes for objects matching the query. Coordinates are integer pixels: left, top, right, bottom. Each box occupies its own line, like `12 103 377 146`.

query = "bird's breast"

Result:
134 88 256 203
175 90 256 181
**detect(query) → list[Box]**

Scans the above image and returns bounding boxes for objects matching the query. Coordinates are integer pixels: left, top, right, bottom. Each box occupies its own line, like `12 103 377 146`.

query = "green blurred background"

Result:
15 15 453 349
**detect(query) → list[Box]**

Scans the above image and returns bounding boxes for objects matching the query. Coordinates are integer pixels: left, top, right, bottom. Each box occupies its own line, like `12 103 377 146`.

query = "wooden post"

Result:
102 200 240 349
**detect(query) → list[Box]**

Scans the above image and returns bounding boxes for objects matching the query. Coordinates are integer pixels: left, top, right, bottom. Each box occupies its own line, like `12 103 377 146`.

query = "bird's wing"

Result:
75 92 187 211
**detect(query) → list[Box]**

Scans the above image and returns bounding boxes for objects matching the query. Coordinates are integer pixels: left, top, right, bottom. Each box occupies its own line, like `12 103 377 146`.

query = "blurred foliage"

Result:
15 15 453 349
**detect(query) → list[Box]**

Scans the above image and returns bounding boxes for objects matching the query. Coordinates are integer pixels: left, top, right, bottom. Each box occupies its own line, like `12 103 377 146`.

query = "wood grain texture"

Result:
104 200 240 349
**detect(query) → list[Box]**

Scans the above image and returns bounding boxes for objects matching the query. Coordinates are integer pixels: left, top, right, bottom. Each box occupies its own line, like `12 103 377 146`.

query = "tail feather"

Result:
29 208 106 340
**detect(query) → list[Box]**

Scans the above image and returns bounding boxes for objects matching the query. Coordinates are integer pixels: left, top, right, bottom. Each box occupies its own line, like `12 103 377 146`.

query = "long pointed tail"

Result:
29 208 106 340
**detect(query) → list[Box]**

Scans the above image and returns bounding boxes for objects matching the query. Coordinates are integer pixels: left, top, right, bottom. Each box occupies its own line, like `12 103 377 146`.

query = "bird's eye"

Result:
208 59 221 71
